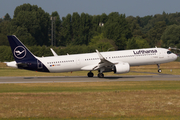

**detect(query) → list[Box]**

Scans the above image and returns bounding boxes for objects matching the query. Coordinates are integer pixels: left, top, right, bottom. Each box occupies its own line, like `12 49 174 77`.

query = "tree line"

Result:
0 4 180 61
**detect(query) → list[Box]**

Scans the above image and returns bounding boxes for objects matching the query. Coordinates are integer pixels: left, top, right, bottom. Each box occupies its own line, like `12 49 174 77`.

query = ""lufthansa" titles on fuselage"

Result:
133 50 157 55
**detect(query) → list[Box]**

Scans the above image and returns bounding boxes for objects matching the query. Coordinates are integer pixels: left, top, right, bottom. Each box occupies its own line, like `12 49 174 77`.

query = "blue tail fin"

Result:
7 35 49 72
7 35 36 62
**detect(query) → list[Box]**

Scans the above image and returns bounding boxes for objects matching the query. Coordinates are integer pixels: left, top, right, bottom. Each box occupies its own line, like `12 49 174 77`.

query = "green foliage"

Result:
79 13 92 45
127 36 150 49
29 45 52 57
135 36 150 48
126 37 138 49
4 13 11 21
0 46 14 61
2 3 180 62
147 21 166 47
126 16 143 37
161 24 180 47
0 18 3 24
103 12 132 49
12 3 50 46
0 20 12 46
71 12 81 45
89 33 117 51
13 26 36 45
0 33 9 46
139 15 153 28
61 14 72 46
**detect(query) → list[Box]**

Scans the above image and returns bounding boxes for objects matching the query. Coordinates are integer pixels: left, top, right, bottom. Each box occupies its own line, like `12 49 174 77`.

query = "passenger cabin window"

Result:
167 51 172 54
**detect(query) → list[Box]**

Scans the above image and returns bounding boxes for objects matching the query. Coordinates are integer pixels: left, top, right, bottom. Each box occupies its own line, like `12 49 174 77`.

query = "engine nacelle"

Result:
114 62 130 74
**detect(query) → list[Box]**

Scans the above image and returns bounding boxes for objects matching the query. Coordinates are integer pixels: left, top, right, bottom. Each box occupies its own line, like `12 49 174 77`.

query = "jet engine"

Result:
114 62 130 74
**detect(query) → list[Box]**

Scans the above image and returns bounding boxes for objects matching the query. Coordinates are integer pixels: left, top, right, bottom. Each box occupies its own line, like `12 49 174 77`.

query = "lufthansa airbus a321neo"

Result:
7 35 177 78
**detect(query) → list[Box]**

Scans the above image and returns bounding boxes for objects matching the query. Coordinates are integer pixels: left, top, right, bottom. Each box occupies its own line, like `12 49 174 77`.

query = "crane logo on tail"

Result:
14 46 26 59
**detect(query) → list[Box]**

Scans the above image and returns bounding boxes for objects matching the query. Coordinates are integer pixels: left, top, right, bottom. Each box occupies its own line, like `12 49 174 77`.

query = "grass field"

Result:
0 81 180 119
0 62 180 119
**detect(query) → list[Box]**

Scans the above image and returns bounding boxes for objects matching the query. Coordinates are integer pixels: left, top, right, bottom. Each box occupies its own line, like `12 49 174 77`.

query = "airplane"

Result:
7 35 177 78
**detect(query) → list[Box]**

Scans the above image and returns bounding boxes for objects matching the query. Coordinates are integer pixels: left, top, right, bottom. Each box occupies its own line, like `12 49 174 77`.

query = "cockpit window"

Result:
167 51 172 54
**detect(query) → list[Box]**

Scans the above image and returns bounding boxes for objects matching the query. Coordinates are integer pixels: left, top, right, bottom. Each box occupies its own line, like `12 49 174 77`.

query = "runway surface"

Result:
0 75 180 84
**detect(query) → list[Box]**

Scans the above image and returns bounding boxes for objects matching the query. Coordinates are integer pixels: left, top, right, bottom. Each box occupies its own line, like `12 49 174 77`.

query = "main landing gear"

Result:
87 71 94 77
157 64 162 73
98 73 104 78
87 71 104 78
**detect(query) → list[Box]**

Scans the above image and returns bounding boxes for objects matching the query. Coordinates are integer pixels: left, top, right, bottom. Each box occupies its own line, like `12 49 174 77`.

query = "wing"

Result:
81 50 119 71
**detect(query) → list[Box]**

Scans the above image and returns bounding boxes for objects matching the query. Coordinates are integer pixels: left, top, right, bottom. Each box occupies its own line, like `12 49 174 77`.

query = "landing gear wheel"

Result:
158 69 162 73
98 73 104 78
87 72 94 77
157 64 162 73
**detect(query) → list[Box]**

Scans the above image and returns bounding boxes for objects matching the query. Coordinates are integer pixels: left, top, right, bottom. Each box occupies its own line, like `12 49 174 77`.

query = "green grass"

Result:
1 67 180 77
0 81 180 93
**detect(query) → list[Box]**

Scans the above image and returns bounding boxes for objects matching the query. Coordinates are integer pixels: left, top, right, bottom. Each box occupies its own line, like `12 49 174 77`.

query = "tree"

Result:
147 21 166 47
126 37 138 49
0 20 12 46
126 16 144 37
100 13 108 24
11 3 50 46
79 13 92 45
13 26 36 46
91 13 108 35
91 15 101 35
61 14 72 46
71 12 81 45
0 18 2 23
138 15 153 28
127 36 150 49
0 34 9 46
89 33 117 51
4 13 11 21
161 24 180 47
103 12 132 49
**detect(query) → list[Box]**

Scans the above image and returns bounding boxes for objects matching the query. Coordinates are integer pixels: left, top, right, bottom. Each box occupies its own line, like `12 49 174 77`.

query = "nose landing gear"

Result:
157 64 162 73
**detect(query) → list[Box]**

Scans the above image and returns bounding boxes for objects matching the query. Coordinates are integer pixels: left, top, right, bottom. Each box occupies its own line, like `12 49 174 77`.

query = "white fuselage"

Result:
37 48 177 73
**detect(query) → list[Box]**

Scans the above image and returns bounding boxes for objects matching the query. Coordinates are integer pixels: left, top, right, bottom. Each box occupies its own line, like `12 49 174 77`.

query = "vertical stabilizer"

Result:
7 35 49 72
7 35 36 62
